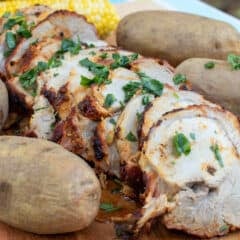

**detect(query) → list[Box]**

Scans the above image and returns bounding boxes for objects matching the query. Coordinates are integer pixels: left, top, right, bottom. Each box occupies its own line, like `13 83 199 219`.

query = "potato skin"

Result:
176 58 240 115
117 11 240 66
0 136 101 234
0 79 8 130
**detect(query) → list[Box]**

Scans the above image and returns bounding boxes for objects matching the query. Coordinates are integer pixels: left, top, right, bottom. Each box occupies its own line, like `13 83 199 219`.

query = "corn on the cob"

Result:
0 0 119 37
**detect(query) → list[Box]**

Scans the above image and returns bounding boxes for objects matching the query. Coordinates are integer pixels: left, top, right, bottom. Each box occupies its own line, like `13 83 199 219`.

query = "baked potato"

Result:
0 136 101 234
117 11 240 66
175 58 240 115
0 79 8 130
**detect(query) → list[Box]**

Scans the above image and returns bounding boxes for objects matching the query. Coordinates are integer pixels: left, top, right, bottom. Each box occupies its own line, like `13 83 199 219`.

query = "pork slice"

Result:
140 90 218 148
0 5 53 76
137 105 240 237
6 10 106 77
28 94 55 139
93 114 121 177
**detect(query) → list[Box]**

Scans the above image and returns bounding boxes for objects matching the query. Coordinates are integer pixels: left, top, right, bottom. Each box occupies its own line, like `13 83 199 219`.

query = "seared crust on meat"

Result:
78 95 110 120
93 115 121 176
6 10 104 77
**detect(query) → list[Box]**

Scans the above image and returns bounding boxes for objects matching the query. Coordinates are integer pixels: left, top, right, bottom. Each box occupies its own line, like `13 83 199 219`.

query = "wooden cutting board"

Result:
0 1 239 240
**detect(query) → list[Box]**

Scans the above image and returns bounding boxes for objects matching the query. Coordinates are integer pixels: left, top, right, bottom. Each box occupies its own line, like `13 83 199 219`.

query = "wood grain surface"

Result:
0 1 239 240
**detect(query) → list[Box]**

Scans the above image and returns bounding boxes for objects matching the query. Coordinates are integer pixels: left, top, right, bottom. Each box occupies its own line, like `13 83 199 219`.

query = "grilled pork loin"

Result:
4 7 240 238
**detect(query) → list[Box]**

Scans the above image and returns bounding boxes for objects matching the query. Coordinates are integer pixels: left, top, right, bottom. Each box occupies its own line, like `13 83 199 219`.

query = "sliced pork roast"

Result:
0 5 53 77
137 105 240 238
6 18 240 238
139 90 218 147
6 10 106 77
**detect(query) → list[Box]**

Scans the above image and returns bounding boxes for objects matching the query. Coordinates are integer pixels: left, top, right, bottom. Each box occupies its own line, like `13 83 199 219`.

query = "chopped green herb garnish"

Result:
35 106 48 112
173 73 187 85
204 61 215 69
4 14 25 30
122 72 163 102
110 53 138 69
53 73 59 77
126 131 137 142
79 58 110 86
87 43 95 48
138 72 164 96
59 38 82 55
48 55 62 68
19 68 38 96
136 112 143 122
122 81 141 102
104 94 116 108
80 76 95 87
16 22 32 38
119 101 125 109
4 49 12 57
219 225 229 233
89 51 96 56
173 132 191 156
36 61 48 72
109 118 117 125
100 203 121 212
5 32 16 49
142 95 150 105
189 132 196 140
50 122 56 131
2 12 10 18
227 54 240 70
210 144 224 167
100 52 108 59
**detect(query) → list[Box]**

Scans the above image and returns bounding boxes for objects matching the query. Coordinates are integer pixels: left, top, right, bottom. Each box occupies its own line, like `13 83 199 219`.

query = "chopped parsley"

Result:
136 112 143 122
3 13 33 56
110 53 138 69
122 81 141 102
227 54 240 70
173 73 187 85
104 94 116 108
48 55 62 68
19 68 38 96
210 144 224 167
109 118 117 125
122 72 163 102
2 12 10 18
35 106 48 112
189 132 196 140
138 72 163 96
89 51 96 56
204 61 215 69
79 58 110 86
173 132 191 156
126 131 137 142
142 95 150 105
58 38 82 55
100 52 108 59
5 32 16 50
80 76 95 86
86 43 95 48
53 73 59 77
100 203 121 212
219 225 229 233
